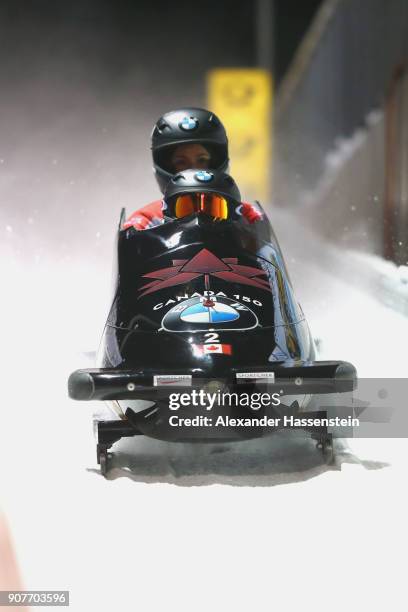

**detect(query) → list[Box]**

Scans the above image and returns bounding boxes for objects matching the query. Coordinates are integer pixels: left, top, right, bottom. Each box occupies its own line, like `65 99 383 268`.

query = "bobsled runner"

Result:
68 170 357 475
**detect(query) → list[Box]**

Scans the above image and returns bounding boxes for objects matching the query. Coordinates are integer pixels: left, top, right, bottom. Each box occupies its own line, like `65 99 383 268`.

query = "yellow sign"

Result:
207 68 272 202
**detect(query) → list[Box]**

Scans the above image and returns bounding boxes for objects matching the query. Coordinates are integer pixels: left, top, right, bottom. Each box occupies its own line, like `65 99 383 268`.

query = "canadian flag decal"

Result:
193 343 232 356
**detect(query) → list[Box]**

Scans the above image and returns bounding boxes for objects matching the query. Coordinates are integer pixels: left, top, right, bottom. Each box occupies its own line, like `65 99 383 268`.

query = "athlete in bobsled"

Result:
68 165 357 475
124 107 262 230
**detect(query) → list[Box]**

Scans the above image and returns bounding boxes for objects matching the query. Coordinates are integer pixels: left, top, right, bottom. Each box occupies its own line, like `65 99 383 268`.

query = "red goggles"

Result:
172 193 229 220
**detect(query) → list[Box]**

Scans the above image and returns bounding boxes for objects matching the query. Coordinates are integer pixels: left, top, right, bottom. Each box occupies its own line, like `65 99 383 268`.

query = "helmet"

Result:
151 107 229 193
163 169 241 221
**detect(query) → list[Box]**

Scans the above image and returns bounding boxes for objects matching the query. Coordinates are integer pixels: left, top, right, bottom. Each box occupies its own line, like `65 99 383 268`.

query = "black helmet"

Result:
151 107 229 193
163 169 241 221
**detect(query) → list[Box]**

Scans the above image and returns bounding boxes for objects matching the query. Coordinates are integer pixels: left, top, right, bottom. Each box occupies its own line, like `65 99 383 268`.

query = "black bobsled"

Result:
68 172 356 475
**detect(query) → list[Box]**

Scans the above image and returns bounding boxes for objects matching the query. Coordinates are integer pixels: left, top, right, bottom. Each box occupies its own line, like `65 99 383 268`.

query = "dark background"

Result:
0 0 322 260
0 0 322 86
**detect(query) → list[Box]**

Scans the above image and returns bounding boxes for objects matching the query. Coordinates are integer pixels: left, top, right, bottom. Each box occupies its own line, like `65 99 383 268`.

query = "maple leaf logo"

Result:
138 248 270 297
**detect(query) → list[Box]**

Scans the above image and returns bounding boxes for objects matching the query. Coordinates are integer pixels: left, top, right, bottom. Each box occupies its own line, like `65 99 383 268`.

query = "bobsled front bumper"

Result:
69 361 357 444
68 360 357 402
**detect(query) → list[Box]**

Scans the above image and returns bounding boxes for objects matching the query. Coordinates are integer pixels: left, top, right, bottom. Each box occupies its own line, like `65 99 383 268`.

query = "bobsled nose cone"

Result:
68 369 95 400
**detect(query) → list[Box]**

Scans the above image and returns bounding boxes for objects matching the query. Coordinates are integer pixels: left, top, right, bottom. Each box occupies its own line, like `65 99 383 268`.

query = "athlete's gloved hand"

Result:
240 202 263 223
123 200 163 230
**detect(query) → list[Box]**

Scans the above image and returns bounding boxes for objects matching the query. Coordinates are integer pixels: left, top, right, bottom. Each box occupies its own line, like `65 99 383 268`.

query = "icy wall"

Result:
274 0 408 224
299 110 385 255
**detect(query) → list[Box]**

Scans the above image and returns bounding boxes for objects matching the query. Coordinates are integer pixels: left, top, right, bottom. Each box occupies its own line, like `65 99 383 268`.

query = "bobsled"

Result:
68 170 357 475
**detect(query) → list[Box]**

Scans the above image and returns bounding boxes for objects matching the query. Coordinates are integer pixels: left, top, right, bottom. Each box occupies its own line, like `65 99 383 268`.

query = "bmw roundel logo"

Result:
179 116 199 131
195 170 214 182
161 296 259 332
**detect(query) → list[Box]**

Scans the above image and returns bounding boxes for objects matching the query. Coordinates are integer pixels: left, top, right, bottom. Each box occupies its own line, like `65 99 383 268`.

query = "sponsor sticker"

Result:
236 371 275 382
153 374 192 387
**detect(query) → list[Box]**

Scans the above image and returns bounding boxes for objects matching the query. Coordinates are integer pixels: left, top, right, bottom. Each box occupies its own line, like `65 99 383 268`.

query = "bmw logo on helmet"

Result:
195 170 214 182
179 116 199 131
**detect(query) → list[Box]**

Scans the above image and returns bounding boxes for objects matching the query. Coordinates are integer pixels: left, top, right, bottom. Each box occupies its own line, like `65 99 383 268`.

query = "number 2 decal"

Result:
204 332 219 343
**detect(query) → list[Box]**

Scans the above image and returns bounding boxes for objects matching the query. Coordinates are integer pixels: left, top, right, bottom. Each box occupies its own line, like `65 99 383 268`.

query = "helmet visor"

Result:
174 193 229 220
